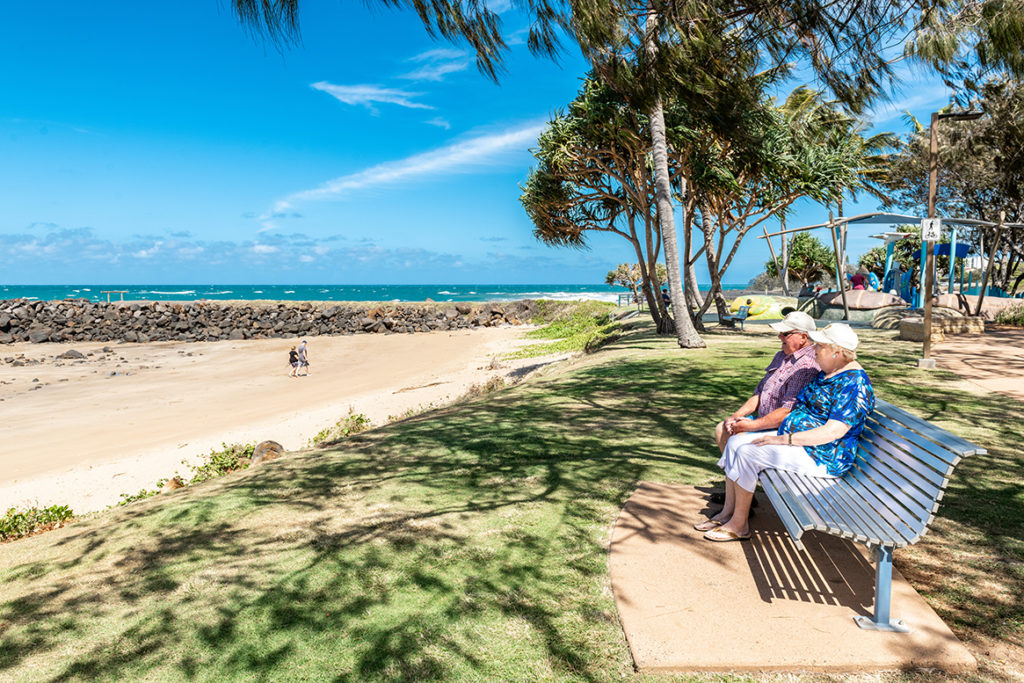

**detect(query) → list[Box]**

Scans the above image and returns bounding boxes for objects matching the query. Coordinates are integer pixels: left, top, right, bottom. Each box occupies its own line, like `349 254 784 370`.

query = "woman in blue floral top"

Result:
696 323 875 542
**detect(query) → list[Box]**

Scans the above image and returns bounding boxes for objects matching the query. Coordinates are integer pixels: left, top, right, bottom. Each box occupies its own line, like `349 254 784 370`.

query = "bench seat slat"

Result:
759 475 810 549
812 476 895 546
874 400 986 457
845 462 923 544
776 471 861 540
862 422 957 483
859 437 947 498
790 475 872 544
867 413 965 469
761 470 821 533
772 470 831 533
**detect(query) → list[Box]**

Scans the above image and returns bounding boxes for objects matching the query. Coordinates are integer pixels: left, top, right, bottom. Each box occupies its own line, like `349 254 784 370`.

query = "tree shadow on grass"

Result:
0 331 1021 680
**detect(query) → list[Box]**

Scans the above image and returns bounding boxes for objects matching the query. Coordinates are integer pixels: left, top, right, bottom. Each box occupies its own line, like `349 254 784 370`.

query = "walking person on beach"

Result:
288 346 299 377
297 339 310 376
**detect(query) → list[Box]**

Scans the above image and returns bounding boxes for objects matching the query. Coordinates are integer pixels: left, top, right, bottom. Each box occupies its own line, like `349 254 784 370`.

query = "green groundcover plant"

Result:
507 300 619 359
0 323 1020 680
0 505 74 542
996 302 1024 326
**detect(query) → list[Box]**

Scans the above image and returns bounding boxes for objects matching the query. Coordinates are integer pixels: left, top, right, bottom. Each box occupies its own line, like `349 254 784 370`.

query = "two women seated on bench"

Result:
699 321 875 542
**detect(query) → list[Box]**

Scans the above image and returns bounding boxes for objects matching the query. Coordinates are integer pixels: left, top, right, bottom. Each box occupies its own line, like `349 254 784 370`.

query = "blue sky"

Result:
1 1 954 285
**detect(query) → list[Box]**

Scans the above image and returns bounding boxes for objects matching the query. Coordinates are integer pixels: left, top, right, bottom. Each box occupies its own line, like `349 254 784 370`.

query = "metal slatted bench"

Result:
758 398 986 632
721 305 751 331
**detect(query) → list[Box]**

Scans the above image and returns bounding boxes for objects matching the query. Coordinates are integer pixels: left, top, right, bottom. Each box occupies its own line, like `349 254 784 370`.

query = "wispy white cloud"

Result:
407 48 465 62
251 244 279 254
425 117 451 129
311 81 433 113
399 48 470 82
270 121 545 215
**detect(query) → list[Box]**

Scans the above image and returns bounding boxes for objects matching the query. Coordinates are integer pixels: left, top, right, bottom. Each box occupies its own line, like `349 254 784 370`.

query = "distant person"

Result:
288 346 299 377
297 339 310 376
849 269 868 290
661 288 671 308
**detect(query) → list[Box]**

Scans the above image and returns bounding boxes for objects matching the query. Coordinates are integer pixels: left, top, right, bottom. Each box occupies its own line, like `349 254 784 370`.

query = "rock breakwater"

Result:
0 299 539 344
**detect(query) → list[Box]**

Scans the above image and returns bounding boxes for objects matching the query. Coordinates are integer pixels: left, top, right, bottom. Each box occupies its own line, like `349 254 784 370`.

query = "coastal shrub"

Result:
509 301 619 359
187 442 256 485
117 485 163 506
310 412 373 446
996 303 1024 326
0 504 74 542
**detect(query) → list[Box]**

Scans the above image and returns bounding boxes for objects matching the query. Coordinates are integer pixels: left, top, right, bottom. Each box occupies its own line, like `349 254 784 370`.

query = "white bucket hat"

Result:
809 323 860 351
768 311 816 334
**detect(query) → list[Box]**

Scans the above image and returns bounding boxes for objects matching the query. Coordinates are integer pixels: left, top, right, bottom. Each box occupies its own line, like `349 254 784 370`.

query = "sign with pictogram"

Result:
921 218 942 241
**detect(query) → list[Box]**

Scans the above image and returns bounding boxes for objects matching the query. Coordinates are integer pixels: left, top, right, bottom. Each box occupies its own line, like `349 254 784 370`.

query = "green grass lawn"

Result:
0 323 1021 681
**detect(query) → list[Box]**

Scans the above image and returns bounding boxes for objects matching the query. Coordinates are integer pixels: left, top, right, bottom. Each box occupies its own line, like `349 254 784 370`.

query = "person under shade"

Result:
715 311 820 453
698 323 875 542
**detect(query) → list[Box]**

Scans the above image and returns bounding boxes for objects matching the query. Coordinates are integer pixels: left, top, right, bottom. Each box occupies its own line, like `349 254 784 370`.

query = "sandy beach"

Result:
1 325 561 514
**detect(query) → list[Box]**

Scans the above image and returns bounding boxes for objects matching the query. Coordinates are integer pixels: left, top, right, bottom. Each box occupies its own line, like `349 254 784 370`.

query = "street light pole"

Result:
919 110 983 369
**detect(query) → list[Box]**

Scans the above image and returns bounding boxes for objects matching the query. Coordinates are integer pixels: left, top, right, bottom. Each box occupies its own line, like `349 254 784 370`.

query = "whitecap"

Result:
284 290 295 294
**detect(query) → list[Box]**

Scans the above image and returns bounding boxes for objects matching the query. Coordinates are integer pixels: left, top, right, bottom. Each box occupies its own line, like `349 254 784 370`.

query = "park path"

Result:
931 326 1024 402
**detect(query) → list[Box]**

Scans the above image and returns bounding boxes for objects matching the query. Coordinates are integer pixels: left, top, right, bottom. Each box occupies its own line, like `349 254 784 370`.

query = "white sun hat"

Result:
809 323 860 351
768 311 817 334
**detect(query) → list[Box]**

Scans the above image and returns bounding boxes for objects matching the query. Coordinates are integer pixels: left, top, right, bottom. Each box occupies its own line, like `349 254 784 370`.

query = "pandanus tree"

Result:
521 78 675 329
682 88 896 320
231 0 1024 346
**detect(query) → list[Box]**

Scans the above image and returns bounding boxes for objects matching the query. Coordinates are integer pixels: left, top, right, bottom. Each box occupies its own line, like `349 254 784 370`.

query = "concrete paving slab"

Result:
610 482 977 674
932 327 1024 401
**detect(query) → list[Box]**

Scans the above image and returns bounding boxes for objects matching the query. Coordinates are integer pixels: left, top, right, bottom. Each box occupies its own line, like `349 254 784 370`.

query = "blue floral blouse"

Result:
778 369 875 476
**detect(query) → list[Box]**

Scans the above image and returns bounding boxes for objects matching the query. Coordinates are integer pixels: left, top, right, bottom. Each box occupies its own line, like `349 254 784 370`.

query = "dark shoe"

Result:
709 492 758 508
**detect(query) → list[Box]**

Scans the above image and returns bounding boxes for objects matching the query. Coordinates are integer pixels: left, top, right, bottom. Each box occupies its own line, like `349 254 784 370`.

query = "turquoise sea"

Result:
0 284 748 304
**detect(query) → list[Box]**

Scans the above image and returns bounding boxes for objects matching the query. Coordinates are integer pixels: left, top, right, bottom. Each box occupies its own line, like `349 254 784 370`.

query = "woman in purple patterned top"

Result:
697 323 874 542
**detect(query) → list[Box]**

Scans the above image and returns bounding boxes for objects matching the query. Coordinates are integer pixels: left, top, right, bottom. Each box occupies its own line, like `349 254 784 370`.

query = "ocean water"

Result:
0 284 748 304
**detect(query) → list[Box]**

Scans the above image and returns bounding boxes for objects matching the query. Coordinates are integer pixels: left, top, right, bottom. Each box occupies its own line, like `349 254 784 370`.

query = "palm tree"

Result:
229 0 1016 348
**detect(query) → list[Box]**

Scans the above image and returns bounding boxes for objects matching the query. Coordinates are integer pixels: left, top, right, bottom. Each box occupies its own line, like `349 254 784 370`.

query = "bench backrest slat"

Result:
842 469 920 546
859 438 948 497
874 400 985 457
863 419 960 479
854 453 938 533
867 412 964 468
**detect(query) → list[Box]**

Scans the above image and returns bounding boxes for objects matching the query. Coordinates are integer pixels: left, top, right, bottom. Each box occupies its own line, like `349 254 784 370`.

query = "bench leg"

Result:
853 546 910 633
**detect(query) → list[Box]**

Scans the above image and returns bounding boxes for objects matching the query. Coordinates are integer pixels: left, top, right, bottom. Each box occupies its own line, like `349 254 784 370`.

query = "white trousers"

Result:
718 431 835 493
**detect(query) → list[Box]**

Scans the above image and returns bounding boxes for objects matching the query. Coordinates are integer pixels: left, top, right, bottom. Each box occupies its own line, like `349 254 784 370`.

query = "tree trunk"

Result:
644 13 703 347
683 223 705 331
629 217 663 328
699 208 732 320
780 215 790 296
